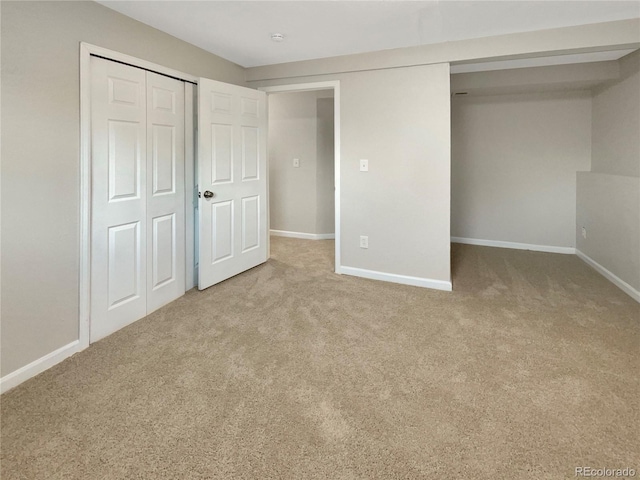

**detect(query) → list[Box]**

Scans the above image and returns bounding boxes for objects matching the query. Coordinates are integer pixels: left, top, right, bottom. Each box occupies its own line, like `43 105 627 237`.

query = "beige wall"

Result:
268 91 319 234
254 64 452 283
316 98 335 235
451 91 592 248
341 65 450 281
576 173 640 291
591 51 640 177
577 50 640 293
1 1 245 376
451 61 620 97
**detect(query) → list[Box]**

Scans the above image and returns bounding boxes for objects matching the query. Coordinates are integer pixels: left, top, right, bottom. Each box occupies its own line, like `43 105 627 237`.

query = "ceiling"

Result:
99 1 640 68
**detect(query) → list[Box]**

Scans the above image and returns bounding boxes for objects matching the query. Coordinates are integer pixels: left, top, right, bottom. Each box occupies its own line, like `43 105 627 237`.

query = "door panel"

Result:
211 200 234 263
211 124 233 184
241 127 259 180
108 120 142 200
241 196 260 252
91 57 147 342
109 77 140 106
146 71 185 314
198 79 267 289
108 221 142 308
151 213 176 289
241 97 259 117
151 124 176 195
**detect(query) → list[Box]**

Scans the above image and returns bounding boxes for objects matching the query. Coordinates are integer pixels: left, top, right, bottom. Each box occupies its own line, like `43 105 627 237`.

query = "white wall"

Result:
255 64 452 286
1 1 245 377
577 50 640 295
268 91 335 236
451 91 592 249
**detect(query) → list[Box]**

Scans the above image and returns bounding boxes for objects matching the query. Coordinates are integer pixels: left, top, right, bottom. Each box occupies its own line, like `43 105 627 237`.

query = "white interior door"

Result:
90 56 186 342
198 79 268 289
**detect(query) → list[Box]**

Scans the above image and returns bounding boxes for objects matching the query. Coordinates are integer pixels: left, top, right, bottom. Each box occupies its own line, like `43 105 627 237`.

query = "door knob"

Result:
203 190 215 199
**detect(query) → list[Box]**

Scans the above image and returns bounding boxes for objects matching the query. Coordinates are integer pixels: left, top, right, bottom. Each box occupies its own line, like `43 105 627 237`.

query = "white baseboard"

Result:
339 266 452 291
270 229 335 240
0 340 81 394
451 237 575 255
576 250 640 303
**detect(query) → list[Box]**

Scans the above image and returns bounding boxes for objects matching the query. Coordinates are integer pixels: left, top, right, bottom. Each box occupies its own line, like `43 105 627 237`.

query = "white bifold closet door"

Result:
90 56 185 342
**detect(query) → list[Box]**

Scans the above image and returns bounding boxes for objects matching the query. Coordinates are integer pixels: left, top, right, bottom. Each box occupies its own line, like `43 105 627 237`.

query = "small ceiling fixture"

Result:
271 33 285 42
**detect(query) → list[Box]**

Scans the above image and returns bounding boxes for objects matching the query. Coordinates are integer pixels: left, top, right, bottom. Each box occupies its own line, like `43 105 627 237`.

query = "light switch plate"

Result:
359 159 369 172
293 158 300 168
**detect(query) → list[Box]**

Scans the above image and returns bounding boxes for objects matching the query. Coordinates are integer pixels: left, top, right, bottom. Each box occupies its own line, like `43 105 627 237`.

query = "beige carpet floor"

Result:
1 237 638 479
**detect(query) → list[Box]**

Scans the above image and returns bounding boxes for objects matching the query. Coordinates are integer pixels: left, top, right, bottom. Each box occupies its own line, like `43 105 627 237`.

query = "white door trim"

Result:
79 43 197 350
259 81 341 273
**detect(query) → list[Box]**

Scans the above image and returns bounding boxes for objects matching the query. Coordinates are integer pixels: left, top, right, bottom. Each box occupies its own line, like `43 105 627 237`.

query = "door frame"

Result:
259 81 341 273
79 43 198 350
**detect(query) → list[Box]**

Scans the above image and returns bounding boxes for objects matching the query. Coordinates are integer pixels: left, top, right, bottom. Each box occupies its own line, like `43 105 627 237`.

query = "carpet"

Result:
1 237 638 479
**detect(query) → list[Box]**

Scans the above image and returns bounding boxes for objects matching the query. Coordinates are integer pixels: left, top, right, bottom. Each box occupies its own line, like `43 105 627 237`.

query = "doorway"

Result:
267 89 335 268
260 82 341 273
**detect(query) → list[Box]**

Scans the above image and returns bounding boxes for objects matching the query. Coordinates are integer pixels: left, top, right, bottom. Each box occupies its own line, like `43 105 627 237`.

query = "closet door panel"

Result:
146 71 186 313
90 57 147 342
